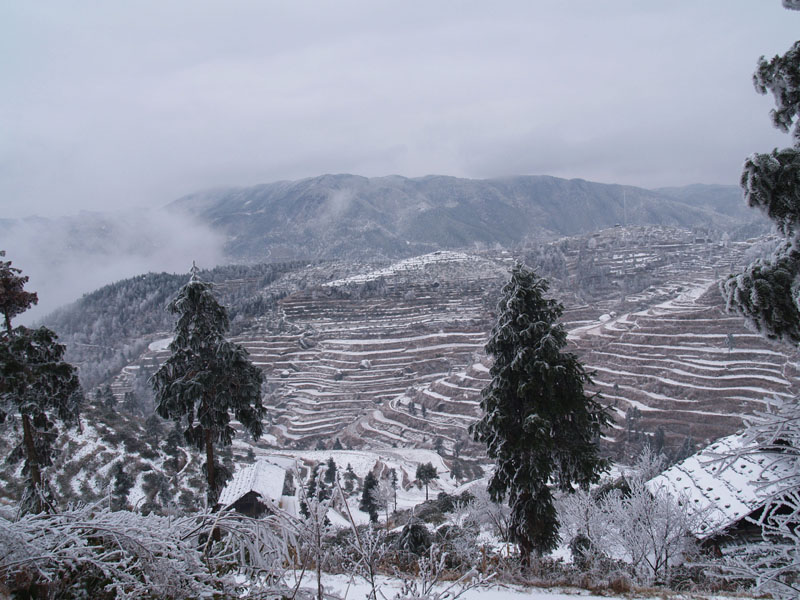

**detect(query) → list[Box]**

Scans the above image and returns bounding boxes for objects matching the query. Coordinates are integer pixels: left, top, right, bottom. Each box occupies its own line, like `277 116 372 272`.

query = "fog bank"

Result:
0 209 226 325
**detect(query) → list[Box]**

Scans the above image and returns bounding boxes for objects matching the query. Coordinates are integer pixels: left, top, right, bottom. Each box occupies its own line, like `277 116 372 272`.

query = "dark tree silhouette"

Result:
152 266 265 507
471 264 609 560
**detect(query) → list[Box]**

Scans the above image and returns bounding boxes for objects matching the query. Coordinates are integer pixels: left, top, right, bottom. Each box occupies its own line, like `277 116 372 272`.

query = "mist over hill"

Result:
1 174 765 325
170 174 764 262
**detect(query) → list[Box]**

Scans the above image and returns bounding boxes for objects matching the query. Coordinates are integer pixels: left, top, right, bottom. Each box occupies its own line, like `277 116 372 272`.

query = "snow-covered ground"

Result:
323 251 477 287
282 572 746 600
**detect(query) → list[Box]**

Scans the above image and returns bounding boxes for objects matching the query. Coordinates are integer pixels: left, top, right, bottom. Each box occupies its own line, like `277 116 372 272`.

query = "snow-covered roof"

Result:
218 461 286 508
646 432 793 540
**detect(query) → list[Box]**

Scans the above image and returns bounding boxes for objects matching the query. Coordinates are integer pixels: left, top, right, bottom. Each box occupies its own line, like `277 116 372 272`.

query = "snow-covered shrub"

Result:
462 486 511 542
0 503 292 599
398 516 433 557
392 544 492 600
558 449 703 586
434 523 481 573
604 479 701 585
714 398 800 599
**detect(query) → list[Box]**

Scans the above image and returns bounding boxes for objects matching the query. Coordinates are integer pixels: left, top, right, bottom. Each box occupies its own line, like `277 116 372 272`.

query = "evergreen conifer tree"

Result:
720 9 800 593
325 457 337 484
110 461 134 511
152 266 265 507
722 32 800 343
343 463 357 493
389 467 398 512
101 384 116 409
415 462 437 501
471 263 610 560
0 252 82 513
360 471 379 522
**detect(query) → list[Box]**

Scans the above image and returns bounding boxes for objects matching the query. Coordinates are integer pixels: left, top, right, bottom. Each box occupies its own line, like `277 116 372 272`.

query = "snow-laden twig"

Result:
0 502 293 599
389 545 493 600
711 397 800 599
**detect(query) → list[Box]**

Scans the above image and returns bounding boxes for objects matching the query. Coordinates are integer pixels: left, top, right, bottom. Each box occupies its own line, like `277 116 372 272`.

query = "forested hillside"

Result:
43 262 309 388
169 175 766 262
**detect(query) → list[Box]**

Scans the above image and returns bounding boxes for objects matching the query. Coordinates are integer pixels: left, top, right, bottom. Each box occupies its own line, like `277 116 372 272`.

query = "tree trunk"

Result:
22 413 42 491
204 427 216 508
204 427 221 541
22 413 46 513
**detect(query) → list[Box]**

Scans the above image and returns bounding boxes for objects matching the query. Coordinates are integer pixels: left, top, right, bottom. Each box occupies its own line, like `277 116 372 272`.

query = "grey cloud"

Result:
1 210 225 324
1 1 798 219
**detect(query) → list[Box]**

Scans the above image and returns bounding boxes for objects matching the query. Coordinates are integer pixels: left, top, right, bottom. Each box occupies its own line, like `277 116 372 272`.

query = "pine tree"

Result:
152 266 265 507
415 462 437 501
720 11 800 594
0 251 37 334
360 471 379 522
101 384 116 409
0 252 82 513
325 457 337 484
110 461 134 511
343 463 357 493
389 467 398 512
471 264 610 560
721 36 800 344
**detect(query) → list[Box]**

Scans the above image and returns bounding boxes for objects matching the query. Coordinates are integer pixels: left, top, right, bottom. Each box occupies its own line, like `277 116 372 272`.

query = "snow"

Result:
218 460 286 508
148 336 173 351
289 572 743 600
647 432 796 539
323 251 475 287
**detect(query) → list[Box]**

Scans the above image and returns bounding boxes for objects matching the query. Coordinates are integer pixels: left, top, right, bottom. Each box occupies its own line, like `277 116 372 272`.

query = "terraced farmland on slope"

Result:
106 230 799 460
571 280 800 456
251 262 500 449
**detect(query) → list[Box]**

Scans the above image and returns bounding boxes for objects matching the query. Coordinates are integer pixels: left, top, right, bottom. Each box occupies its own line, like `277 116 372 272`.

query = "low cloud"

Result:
1 209 226 325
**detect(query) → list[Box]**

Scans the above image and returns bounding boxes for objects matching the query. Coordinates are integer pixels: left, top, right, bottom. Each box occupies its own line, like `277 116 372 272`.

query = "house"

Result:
217 460 290 517
646 432 794 545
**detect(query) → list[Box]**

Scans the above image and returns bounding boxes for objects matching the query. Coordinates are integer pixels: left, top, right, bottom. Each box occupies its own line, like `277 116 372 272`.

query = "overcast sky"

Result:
2 1 798 218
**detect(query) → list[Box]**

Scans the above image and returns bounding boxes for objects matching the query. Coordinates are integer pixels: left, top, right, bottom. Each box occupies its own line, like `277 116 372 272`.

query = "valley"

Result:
95 226 796 466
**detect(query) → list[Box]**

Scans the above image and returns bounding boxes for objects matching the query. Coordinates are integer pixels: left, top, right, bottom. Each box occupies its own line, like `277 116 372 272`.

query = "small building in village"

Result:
217 460 292 518
647 432 794 547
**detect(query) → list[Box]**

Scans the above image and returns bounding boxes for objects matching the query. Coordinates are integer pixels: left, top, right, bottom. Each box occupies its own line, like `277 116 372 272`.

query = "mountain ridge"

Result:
168 174 760 262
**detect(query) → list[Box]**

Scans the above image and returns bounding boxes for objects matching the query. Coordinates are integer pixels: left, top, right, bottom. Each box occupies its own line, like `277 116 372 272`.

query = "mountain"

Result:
39 225 797 466
168 174 762 262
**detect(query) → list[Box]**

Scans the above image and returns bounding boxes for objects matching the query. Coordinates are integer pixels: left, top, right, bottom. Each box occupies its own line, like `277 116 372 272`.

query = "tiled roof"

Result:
218 461 286 508
646 432 793 539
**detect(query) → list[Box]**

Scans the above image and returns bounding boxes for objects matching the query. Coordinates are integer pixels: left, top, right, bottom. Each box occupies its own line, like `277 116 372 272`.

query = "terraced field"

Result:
108 229 800 459
573 280 800 453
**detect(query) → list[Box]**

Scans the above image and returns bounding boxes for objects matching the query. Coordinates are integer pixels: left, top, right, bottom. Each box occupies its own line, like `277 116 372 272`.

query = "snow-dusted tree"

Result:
0 502 293 599
719 6 800 596
110 462 134 511
333 477 388 600
325 456 337 484
0 250 37 333
0 252 82 513
604 478 701 585
722 36 800 343
416 462 437 501
464 486 511 543
152 266 265 507
360 471 379 522
371 478 394 525
559 448 700 585
471 264 609 560
389 467 398 512
293 467 335 600
343 463 358 494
